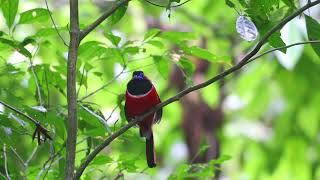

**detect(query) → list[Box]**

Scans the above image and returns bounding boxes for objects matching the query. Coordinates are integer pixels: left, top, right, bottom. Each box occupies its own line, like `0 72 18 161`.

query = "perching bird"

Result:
125 71 162 168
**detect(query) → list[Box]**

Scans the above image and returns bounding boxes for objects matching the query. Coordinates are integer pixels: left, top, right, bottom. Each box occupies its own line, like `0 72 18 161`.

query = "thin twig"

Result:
0 100 52 142
73 1 320 178
44 0 68 47
44 69 50 109
10 146 26 167
28 46 43 106
247 40 320 64
3 144 11 180
78 66 127 101
26 146 38 166
1 100 39 125
144 0 191 8
105 105 119 122
80 0 130 40
37 142 56 180
77 65 86 98
0 172 7 180
114 171 123 180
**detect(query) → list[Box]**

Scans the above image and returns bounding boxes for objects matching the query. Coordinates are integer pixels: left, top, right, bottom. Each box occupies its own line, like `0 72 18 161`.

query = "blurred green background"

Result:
0 0 320 179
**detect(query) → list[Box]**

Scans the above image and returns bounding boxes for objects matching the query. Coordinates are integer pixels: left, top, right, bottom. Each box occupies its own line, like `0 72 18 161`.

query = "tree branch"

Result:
73 1 320 178
79 0 130 41
0 100 52 142
65 0 80 179
247 40 320 64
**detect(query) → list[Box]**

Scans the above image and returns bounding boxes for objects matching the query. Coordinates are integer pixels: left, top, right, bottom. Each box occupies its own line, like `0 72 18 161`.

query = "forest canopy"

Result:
0 0 320 179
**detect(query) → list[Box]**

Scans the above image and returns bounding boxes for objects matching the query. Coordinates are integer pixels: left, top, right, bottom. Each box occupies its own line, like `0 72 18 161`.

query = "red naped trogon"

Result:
125 71 162 168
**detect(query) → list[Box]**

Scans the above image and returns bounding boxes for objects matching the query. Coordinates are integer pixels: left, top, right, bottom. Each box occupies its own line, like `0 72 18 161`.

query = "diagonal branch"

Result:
0 100 52 143
73 1 320 178
247 40 320 64
78 66 126 101
79 0 130 41
44 0 68 47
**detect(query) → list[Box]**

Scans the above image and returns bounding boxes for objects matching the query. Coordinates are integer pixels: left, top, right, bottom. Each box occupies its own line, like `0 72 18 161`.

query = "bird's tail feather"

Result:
146 132 156 168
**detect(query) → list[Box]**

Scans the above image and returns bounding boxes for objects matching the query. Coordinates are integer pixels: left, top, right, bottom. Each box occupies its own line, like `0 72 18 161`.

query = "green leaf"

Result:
1 0 19 28
209 154 231 164
147 40 164 49
0 38 32 58
80 104 112 133
35 27 67 37
104 32 121 46
143 28 161 42
153 55 170 80
78 41 108 60
225 0 235 8
177 57 195 77
181 44 217 62
268 31 287 53
305 15 320 58
160 31 197 42
107 3 128 25
91 155 113 165
123 46 140 55
281 0 296 8
19 8 50 24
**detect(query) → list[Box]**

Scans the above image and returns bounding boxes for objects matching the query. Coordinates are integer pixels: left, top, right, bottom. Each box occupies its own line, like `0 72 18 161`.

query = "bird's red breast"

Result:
125 85 161 135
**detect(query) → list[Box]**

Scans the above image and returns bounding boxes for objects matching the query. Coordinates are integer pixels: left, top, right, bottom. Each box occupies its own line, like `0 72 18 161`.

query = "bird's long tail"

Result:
146 132 156 168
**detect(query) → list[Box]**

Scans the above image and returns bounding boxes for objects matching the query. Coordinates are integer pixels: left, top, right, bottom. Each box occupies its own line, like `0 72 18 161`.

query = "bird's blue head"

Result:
132 71 145 80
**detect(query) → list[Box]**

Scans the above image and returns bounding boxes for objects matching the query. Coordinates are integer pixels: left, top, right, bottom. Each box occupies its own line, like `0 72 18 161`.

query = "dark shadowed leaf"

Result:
305 15 320 58
107 3 128 25
177 57 195 77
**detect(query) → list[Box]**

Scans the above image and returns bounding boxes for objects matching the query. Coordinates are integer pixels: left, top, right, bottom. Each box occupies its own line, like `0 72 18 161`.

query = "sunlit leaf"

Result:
153 55 170 79
1 0 19 28
91 155 113 165
19 8 50 24
143 28 161 42
180 44 217 62
0 38 32 58
146 40 164 49
160 31 197 42
104 32 121 46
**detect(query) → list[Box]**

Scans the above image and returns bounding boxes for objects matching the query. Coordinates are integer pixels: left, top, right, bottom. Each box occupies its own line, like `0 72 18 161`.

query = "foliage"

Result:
0 0 319 179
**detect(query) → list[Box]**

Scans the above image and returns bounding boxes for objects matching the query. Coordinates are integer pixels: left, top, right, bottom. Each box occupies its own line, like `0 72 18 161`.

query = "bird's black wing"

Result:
154 98 162 124
124 103 131 122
